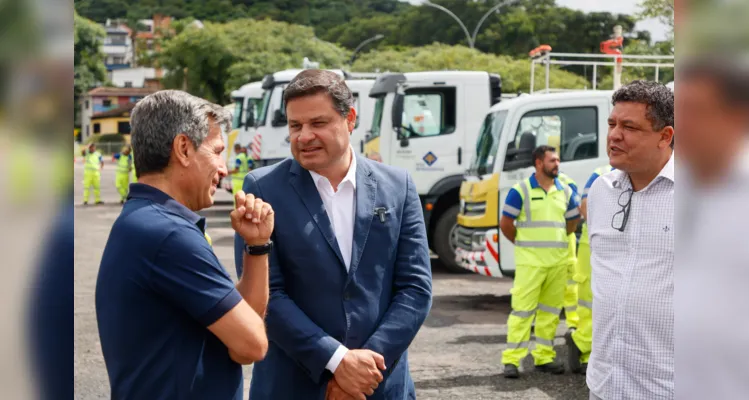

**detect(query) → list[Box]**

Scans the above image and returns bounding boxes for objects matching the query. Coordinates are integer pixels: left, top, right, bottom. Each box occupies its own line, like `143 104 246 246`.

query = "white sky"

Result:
404 0 670 42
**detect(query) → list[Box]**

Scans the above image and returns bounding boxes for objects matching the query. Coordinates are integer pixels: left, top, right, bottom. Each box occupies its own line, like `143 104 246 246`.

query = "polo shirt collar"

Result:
128 183 206 232
529 173 564 191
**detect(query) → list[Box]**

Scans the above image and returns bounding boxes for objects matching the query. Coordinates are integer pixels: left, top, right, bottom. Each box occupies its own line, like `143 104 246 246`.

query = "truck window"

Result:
256 90 272 126
511 107 599 162
232 97 244 128
368 96 385 141
400 87 456 138
470 110 508 176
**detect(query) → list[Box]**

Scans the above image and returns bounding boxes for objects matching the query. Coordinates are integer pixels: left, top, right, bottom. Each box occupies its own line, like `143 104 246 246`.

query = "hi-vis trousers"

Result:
564 261 580 329
571 242 593 363
83 171 101 203
502 263 567 366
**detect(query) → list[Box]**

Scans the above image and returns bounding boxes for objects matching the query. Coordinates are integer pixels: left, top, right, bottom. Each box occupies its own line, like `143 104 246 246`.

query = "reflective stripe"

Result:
565 306 578 312
515 240 569 249
535 337 554 347
567 279 577 285
537 303 561 314
503 204 521 216
511 309 536 318
506 341 530 349
565 209 580 219
519 182 531 220
516 221 566 229
578 299 593 309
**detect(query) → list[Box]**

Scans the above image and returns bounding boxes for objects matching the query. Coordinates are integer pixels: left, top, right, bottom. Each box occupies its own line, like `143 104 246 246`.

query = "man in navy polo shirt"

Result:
96 90 275 399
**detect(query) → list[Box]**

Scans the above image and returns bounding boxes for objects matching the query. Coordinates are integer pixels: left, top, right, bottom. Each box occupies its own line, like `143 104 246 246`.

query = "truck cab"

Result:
364 71 502 271
455 90 614 277
221 81 264 192
252 68 376 166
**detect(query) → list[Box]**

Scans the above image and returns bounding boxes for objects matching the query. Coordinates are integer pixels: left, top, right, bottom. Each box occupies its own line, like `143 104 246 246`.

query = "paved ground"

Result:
74 164 590 399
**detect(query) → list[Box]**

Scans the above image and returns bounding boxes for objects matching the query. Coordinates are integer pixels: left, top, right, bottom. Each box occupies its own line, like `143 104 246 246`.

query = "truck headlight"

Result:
472 232 485 251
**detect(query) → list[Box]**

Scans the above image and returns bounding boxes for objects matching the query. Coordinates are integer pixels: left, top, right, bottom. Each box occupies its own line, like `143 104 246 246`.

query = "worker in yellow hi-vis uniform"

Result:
113 145 133 204
82 143 104 205
557 173 581 331
228 143 251 205
499 145 581 378
566 164 614 375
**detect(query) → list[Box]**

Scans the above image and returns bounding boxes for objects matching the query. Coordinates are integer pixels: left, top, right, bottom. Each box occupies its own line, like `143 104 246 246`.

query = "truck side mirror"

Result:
271 109 287 127
400 137 409 147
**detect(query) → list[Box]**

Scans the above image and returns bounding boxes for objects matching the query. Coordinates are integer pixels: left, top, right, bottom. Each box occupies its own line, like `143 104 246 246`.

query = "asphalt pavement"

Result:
74 163 590 399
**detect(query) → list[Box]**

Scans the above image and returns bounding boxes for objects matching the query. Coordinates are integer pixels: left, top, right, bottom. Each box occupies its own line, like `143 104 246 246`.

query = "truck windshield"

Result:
369 96 385 140
232 97 243 128
470 110 508 176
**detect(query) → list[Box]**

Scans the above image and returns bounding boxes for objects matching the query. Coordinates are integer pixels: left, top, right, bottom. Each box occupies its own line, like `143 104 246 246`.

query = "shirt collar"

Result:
309 146 357 190
127 183 206 232
529 173 564 191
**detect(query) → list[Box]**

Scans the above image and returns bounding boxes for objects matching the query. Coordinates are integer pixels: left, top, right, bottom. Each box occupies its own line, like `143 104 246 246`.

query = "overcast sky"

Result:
404 0 669 42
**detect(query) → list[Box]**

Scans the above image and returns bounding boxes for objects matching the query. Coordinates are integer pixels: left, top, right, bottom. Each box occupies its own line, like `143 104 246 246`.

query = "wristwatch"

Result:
244 241 273 256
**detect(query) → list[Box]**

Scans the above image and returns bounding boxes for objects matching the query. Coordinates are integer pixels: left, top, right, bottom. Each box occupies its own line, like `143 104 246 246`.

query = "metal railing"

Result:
530 52 675 94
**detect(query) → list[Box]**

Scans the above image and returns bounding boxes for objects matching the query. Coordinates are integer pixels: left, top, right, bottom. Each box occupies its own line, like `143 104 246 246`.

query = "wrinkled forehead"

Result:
610 101 649 122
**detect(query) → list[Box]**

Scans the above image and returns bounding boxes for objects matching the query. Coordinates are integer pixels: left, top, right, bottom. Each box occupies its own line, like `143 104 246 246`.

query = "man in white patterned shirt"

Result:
586 81 674 400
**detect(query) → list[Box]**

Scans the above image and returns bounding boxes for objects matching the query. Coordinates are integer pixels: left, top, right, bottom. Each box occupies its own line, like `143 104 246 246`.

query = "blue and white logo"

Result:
422 151 438 166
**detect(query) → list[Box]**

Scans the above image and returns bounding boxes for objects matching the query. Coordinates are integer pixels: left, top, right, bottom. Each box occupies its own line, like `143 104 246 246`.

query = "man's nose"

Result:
297 126 315 143
608 125 624 141
218 159 228 177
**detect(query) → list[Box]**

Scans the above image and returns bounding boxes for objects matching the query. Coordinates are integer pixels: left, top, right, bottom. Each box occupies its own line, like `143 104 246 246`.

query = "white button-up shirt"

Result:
676 142 749 400
586 152 675 400
308 149 357 374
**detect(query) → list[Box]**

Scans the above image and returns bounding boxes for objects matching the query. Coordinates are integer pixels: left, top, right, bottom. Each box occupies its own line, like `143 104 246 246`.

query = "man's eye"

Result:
312 121 326 127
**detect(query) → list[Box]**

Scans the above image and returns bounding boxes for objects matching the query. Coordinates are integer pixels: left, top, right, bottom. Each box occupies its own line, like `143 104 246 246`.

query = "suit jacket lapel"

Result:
349 155 376 280
289 160 346 269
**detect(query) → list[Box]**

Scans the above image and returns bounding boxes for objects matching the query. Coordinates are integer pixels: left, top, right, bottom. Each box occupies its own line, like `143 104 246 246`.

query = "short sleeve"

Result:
582 172 601 199
235 158 242 168
151 228 242 327
113 153 121 160
502 188 523 219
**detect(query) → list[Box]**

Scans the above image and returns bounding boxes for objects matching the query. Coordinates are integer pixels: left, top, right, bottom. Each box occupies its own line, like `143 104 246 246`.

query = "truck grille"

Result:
455 226 486 251
463 201 487 216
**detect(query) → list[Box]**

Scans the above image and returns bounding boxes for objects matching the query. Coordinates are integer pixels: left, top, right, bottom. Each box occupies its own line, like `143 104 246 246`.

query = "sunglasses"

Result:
611 188 633 232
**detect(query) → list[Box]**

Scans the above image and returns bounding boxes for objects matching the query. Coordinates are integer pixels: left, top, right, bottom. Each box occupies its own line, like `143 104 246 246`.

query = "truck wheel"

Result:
433 205 466 273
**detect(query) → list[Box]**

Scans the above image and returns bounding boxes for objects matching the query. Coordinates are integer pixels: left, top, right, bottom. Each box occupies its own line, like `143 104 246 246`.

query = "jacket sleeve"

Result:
361 172 433 371
233 173 341 384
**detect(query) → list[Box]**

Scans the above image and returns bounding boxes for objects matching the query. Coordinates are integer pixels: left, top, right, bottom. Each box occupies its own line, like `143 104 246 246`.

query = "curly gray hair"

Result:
612 80 674 131
130 90 231 176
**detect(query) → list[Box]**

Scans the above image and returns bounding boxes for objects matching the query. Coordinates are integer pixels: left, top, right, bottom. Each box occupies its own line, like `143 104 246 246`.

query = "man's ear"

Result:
659 126 675 149
173 134 192 167
346 107 357 132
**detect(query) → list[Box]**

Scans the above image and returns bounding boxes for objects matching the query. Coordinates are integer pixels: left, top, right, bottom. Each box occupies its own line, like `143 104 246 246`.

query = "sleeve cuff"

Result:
197 288 243 327
325 345 349 374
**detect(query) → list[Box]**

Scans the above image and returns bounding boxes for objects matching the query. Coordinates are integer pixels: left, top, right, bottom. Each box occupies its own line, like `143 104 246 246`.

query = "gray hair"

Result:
612 80 674 131
130 90 231 175
283 70 354 117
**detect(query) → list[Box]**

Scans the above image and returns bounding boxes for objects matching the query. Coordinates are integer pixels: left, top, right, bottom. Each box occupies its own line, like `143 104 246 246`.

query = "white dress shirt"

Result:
308 149 357 374
586 152 675 400
676 142 749 400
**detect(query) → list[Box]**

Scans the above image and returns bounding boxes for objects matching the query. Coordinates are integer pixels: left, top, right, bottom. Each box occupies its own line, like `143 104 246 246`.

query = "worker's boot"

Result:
536 360 565 375
565 330 582 373
503 364 519 379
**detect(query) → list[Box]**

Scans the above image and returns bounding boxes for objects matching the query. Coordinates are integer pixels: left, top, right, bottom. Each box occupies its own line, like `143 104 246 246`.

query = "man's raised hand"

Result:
230 190 274 246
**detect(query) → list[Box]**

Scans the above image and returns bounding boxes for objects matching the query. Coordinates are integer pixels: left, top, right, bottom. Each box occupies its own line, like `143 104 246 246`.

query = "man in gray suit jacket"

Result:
234 69 433 400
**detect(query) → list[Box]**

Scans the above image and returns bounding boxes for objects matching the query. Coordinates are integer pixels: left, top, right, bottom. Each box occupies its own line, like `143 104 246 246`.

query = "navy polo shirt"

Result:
95 183 243 400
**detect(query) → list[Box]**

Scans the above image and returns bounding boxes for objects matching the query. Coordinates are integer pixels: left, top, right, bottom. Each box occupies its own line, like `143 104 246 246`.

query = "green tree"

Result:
74 11 108 99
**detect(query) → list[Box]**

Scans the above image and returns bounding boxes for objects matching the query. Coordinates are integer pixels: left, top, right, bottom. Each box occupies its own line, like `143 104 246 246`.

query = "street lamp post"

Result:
423 0 520 49
349 34 385 65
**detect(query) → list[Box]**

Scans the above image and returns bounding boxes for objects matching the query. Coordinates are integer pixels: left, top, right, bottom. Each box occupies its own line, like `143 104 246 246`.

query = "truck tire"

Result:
432 205 466 273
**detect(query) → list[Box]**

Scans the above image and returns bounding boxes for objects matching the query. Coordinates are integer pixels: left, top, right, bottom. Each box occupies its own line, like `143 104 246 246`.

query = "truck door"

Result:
390 82 461 192
264 84 290 161
498 98 609 274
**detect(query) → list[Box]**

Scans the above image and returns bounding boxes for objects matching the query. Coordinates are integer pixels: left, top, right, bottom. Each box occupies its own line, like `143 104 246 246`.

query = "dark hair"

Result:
283 70 354 117
612 80 674 131
533 145 556 165
680 57 749 105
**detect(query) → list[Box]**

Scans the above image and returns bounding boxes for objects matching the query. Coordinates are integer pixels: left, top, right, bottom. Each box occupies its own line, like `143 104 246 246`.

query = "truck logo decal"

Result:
422 151 437 166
